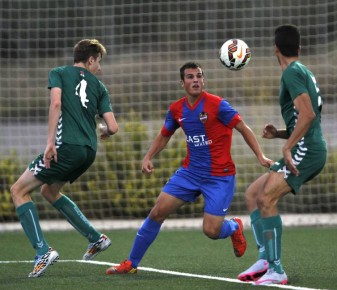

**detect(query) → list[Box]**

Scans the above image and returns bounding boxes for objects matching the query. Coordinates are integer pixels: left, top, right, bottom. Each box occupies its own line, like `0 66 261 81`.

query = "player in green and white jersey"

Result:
11 39 118 278
238 25 327 285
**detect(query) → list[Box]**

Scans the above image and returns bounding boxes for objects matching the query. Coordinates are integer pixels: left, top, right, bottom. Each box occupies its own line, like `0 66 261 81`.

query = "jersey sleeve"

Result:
98 81 113 115
283 67 308 100
160 109 180 137
218 99 242 128
48 68 62 89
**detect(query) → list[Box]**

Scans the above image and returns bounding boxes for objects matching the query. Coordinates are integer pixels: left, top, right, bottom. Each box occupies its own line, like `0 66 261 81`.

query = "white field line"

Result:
0 259 330 290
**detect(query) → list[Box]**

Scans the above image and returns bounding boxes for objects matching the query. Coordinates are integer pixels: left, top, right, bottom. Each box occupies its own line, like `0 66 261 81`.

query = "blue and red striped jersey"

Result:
161 91 242 176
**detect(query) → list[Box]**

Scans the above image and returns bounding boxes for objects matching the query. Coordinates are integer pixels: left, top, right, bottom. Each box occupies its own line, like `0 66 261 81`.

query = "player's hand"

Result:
43 143 57 169
258 155 274 168
262 124 277 139
142 159 154 175
99 124 110 141
283 147 299 176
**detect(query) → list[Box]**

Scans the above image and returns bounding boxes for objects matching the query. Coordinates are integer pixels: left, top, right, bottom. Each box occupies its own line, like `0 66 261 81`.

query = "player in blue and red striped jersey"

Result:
106 62 273 275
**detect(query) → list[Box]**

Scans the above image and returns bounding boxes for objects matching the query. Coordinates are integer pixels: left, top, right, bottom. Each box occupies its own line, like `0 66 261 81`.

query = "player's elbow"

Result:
51 100 62 110
108 124 118 135
308 110 316 121
303 110 316 124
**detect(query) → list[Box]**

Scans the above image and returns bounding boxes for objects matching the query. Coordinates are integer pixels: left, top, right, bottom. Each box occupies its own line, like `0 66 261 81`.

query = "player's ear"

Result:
180 80 184 87
274 45 279 55
88 56 95 65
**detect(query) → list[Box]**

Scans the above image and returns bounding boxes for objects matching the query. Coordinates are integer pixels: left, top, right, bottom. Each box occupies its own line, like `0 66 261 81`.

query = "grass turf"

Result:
0 227 336 290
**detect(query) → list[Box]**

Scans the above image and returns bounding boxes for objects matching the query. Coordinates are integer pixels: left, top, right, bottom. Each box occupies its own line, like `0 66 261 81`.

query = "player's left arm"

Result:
235 120 274 168
282 93 316 176
43 87 62 168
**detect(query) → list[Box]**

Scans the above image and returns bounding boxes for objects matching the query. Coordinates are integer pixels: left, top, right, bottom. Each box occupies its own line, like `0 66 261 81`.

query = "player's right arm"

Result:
100 112 119 139
142 133 171 174
44 87 62 168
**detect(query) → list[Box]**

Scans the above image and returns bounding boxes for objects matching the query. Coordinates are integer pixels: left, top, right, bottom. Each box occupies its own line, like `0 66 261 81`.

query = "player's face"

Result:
181 68 204 98
87 54 102 75
274 45 281 65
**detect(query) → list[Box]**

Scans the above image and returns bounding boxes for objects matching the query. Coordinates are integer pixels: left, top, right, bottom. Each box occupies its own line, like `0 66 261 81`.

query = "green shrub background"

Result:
1 113 336 222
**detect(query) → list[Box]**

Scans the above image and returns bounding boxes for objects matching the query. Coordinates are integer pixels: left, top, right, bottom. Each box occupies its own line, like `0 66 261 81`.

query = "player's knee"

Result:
203 226 220 240
256 192 275 211
40 185 52 200
148 208 167 223
10 183 21 203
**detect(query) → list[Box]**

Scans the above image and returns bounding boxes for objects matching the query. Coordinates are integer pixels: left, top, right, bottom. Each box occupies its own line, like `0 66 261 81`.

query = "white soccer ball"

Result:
219 39 251 71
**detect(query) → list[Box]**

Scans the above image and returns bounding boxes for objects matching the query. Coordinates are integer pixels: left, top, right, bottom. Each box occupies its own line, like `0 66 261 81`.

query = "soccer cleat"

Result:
83 234 111 260
28 247 59 278
238 259 269 281
230 217 247 257
254 268 288 285
106 260 137 275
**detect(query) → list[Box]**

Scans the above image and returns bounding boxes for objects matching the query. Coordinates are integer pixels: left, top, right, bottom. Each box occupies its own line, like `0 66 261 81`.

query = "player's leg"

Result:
41 145 111 260
11 169 59 277
106 167 199 274
201 175 246 257
254 171 290 285
238 173 270 281
202 213 246 257
106 192 185 274
42 183 102 242
42 184 110 259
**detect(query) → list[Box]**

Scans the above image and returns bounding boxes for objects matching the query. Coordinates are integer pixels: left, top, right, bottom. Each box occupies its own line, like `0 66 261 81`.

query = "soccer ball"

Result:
219 39 251 70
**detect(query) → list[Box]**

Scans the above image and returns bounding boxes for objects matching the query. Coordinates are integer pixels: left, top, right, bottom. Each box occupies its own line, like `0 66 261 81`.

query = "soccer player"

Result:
10 39 118 278
106 62 273 275
237 25 327 285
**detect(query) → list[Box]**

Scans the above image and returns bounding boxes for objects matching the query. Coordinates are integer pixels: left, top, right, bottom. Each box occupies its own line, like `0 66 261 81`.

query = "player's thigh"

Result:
161 167 201 203
201 175 235 216
258 171 291 205
31 144 95 184
11 169 43 201
149 192 185 222
271 149 326 194
245 173 269 211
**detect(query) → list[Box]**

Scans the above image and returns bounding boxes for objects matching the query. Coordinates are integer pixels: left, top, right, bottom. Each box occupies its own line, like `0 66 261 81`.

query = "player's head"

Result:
73 39 107 74
179 62 204 98
179 62 204 81
74 39 106 63
274 25 300 57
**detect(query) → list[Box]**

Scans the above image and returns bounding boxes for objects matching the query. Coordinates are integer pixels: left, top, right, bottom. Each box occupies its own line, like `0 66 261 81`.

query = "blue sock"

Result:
129 216 162 267
218 219 238 239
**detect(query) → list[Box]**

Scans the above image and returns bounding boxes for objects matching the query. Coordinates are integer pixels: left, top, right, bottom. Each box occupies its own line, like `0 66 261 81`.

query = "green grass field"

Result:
0 227 336 290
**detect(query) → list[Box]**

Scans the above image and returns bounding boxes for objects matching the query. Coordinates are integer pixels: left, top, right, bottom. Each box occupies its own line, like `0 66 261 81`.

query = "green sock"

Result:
53 195 100 242
16 202 49 256
261 215 284 274
250 209 267 260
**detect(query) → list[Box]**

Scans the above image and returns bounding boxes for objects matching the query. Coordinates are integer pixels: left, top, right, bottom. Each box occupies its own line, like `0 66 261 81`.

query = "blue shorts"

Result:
162 167 236 216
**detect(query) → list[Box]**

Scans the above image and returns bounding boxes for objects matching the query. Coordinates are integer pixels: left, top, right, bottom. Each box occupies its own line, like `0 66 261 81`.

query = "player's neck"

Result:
186 93 202 106
74 62 87 69
280 57 298 71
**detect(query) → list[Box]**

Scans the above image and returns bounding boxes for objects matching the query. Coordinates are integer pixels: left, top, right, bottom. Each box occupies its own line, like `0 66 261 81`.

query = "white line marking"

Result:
0 260 329 290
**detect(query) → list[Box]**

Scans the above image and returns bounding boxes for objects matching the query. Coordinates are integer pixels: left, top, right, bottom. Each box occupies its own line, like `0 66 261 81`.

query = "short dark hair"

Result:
73 39 107 63
179 62 203 80
275 25 300 57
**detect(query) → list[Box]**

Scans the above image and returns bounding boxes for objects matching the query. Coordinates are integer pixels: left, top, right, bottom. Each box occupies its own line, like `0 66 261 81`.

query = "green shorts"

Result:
270 147 326 194
29 144 96 184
